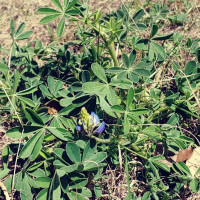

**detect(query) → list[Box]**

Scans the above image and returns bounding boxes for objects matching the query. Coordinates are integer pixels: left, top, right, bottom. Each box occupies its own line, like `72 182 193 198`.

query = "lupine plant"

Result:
0 0 200 199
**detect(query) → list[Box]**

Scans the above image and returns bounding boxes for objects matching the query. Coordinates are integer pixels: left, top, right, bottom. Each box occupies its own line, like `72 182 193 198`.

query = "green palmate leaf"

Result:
130 108 149 115
47 76 55 95
67 191 87 200
133 9 145 22
107 86 118 105
54 148 69 165
126 87 134 109
69 178 88 189
57 16 65 37
152 160 170 172
25 108 44 125
17 86 37 95
176 162 191 175
129 50 136 66
15 31 33 41
184 60 196 75
27 168 45 178
83 152 107 171
133 68 150 77
148 42 154 61
82 82 107 96
27 161 44 172
65 9 80 16
72 95 91 107
152 33 173 40
2 145 9 169
91 63 107 83
0 63 9 76
55 80 63 94
20 174 33 200
10 19 15 37
190 179 199 193
99 96 116 117
47 127 73 141
6 126 42 139
36 188 48 200
94 184 102 198
40 14 61 24
60 175 69 193
150 24 158 38
64 0 69 9
17 96 35 107
82 139 97 162
78 187 92 198
40 85 52 97
149 161 160 179
49 173 61 200
111 105 125 113
19 131 43 159
106 67 125 73
124 115 130 134
35 177 51 188
141 191 151 200
122 53 130 68
0 92 7 98
38 8 61 14
56 163 80 176
13 69 20 93
59 104 74 115
151 41 166 59
110 78 132 89
66 143 81 163
51 0 63 11
31 131 44 161
135 39 148 50
0 168 10 179
15 22 25 37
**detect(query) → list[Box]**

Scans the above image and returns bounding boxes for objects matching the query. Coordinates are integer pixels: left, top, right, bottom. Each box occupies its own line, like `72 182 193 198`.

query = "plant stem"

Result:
0 80 24 200
148 105 169 121
125 150 131 200
107 41 119 67
124 146 148 160
90 135 111 143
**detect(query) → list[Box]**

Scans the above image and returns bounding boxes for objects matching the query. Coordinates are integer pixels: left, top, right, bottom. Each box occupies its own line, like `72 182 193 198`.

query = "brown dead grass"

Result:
0 0 200 199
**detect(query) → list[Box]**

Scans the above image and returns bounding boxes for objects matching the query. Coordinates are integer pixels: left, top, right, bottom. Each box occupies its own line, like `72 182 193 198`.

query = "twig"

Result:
0 81 24 200
118 143 123 173
0 181 10 200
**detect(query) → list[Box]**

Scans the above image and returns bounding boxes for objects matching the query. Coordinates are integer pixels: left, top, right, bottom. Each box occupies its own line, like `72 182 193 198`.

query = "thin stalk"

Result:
176 106 200 120
118 143 123 173
124 146 148 160
0 182 10 200
89 135 111 143
148 105 169 121
85 19 119 67
0 81 24 200
125 150 131 200
107 41 119 67
8 41 14 69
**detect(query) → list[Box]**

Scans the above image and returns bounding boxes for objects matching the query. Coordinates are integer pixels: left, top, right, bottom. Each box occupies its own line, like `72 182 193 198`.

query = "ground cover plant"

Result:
0 0 200 199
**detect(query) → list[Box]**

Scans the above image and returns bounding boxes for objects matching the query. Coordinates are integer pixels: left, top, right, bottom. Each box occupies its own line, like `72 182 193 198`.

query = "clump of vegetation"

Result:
0 0 200 199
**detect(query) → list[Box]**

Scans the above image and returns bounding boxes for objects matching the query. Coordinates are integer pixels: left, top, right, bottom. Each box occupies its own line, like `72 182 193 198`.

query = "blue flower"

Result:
76 124 82 132
76 107 106 134
90 112 100 127
96 121 105 134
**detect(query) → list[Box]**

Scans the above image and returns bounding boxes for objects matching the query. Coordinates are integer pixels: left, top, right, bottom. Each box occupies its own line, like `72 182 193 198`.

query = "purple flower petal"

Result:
91 112 100 126
96 121 105 134
76 125 82 132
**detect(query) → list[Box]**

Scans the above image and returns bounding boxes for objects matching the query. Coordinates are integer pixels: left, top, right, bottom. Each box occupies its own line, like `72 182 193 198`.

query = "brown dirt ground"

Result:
0 0 200 199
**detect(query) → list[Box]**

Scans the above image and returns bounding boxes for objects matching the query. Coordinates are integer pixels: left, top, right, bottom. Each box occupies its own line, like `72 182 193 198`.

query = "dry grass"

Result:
0 0 200 199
